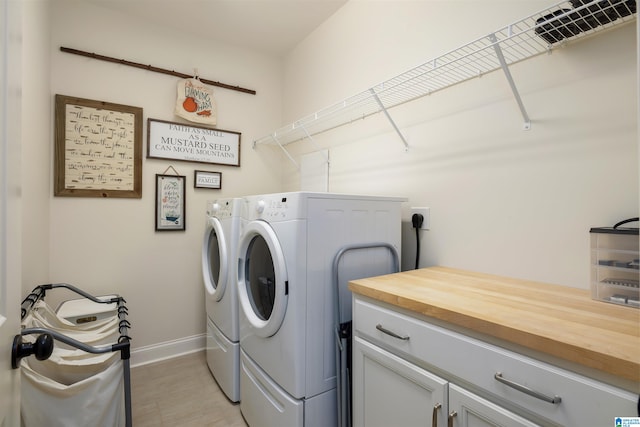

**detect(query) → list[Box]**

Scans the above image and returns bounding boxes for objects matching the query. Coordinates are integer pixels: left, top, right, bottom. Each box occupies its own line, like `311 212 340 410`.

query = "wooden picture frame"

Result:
54 94 143 198
155 174 186 231
147 118 241 167
194 170 222 189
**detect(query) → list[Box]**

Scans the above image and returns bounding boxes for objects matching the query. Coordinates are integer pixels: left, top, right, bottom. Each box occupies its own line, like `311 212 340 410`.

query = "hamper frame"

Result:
18 283 132 427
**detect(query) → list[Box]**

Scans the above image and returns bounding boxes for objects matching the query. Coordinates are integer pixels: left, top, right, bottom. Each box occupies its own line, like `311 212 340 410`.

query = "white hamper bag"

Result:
21 348 125 427
25 300 119 347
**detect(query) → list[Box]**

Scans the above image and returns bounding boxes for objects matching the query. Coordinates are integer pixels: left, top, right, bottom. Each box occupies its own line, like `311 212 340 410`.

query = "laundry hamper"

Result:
15 283 132 427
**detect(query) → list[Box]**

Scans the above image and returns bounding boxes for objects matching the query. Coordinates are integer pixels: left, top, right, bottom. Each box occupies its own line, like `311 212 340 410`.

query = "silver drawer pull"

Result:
494 372 562 404
375 324 410 340
447 410 457 427
432 403 441 427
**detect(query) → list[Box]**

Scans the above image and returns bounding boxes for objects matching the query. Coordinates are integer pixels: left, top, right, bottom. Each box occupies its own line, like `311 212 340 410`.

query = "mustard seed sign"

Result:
147 118 241 167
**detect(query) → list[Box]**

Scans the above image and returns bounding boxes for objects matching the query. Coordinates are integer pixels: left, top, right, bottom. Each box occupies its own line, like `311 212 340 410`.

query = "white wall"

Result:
281 1 638 288
38 0 284 356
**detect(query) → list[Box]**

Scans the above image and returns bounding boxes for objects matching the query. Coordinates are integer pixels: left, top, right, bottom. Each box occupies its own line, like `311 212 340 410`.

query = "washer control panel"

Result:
208 199 239 219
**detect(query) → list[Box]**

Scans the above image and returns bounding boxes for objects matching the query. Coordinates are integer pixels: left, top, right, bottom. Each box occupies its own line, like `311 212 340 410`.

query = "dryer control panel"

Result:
250 195 302 221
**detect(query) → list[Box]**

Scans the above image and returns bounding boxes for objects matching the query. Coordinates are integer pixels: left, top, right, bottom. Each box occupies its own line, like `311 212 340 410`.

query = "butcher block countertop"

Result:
349 266 640 384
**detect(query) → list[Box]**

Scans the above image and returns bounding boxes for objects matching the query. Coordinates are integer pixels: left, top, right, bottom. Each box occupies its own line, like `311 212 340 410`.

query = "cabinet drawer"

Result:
353 296 638 427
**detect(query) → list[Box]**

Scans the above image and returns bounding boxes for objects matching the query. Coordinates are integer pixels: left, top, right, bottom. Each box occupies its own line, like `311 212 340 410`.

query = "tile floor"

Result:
131 351 247 427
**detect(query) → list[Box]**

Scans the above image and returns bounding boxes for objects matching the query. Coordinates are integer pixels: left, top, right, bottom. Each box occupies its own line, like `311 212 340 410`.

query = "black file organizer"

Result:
535 0 636 44
15 283 132 427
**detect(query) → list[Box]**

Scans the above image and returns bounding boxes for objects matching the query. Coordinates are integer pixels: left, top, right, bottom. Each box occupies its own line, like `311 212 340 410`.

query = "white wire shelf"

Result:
254 0 636 149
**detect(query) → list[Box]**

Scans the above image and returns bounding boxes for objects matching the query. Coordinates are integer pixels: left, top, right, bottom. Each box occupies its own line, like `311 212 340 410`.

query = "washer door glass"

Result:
202 216 228 302
238 220 288 338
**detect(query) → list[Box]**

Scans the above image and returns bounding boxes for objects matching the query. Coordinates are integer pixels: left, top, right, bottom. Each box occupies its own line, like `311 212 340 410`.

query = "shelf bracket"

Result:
369 88 410 150
253 125 329 169
300 125 330 166
270 134 299 169
489 33 531 130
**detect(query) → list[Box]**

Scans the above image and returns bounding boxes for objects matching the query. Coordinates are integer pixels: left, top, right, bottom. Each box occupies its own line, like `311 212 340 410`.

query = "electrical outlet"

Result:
411 207 430 230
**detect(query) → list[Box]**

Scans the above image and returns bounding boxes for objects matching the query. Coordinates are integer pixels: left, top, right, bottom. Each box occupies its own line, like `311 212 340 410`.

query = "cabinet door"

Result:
353 336 448 427
448 384 541 427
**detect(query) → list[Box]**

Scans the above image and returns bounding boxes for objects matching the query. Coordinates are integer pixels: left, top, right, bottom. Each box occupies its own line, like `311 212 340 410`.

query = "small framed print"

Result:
194 170 221 189
155 174 186 231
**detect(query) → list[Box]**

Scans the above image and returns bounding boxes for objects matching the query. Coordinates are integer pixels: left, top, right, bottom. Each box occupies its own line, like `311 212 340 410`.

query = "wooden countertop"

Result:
349 266 640 383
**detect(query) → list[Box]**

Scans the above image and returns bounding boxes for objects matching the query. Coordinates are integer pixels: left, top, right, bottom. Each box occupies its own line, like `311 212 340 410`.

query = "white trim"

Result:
130 334 205 368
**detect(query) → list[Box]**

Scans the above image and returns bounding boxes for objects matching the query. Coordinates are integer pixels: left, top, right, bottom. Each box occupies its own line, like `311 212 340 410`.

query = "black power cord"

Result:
412 213 424 270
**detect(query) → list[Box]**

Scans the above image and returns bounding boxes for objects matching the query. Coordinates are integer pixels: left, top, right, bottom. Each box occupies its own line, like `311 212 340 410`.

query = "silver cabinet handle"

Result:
494 372 562 404
447 410 457 427
375 324 409 340
432 403 441 427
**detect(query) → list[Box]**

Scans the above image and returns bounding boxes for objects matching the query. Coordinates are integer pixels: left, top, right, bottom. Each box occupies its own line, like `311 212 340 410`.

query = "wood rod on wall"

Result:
60 46 257 95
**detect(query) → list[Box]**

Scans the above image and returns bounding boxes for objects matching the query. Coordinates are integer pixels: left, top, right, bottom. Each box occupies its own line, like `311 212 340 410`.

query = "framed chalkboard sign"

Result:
54 95 143 198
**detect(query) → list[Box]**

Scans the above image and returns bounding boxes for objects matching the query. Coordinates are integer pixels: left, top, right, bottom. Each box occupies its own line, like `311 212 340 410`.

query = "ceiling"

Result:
83 0 348 57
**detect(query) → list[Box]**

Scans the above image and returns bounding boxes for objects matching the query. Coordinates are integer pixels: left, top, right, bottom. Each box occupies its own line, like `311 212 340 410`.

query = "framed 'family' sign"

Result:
147 118 241 167
54 95 143 198
194 170 222 189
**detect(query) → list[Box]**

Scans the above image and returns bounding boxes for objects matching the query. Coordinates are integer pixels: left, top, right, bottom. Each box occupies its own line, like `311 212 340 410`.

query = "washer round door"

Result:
237 220 288 338
202 216 229 302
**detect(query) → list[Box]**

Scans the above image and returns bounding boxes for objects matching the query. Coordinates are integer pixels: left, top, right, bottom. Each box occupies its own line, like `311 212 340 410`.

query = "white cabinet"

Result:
352 294 639 427
353 336 448 427
448 384 540 427
353 336 540 427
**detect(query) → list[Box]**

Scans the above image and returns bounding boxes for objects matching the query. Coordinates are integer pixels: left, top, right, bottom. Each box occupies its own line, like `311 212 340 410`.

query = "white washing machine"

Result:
237 192 405 427
202 198 242 402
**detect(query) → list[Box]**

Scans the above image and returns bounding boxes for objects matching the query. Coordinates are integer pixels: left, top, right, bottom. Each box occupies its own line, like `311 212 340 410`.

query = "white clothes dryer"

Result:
202 198 242 402
236 192 404 427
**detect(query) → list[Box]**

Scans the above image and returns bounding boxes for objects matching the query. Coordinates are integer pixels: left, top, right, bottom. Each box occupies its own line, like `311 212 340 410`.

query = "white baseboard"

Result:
130 334 206 368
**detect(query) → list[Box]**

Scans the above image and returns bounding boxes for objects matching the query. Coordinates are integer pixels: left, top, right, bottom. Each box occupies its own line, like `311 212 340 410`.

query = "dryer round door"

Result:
237 220 288 338
202 216 228 302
